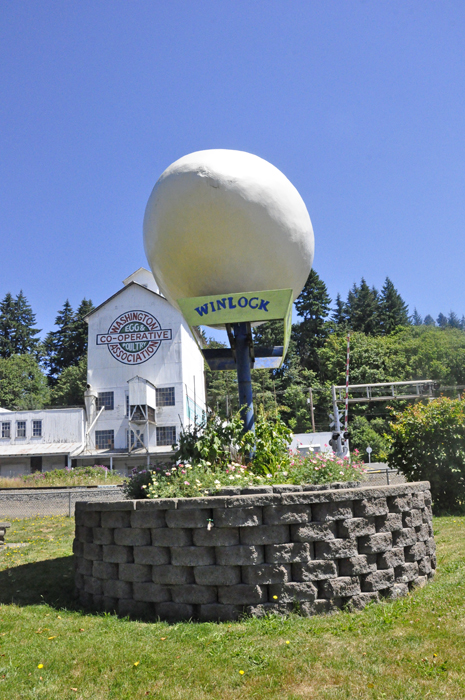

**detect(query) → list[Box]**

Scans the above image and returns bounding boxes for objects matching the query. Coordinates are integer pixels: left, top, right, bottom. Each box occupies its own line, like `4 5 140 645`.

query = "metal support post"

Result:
233 322 255 434
331 385 343 457
308 388 315 433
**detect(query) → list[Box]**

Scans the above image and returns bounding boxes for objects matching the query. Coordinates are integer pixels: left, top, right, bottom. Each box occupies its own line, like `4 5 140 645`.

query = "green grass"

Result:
0 516 464 699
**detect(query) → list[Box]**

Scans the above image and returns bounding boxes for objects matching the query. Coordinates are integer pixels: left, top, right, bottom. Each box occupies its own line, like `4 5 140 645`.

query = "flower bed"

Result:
74 480 435 622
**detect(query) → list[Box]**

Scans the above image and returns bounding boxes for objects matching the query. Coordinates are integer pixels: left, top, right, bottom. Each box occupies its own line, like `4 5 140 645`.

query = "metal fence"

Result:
0 485 124 520
364 468 405 486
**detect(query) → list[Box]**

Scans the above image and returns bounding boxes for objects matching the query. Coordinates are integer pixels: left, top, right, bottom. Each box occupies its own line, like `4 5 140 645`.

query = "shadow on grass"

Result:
0 555 77 610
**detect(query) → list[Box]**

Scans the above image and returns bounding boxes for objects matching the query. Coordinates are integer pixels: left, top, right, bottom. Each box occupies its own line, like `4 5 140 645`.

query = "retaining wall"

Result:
73 481 435 622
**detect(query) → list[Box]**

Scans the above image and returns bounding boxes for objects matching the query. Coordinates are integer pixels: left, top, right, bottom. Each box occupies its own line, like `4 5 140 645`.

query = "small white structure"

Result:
290 432 334 456
0 268 206 477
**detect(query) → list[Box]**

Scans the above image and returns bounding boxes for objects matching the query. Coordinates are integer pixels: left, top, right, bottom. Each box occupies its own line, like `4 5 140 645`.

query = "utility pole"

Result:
308 387 316 433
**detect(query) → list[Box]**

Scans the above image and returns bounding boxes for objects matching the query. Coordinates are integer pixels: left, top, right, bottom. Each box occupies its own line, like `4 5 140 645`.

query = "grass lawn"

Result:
0 515 464 699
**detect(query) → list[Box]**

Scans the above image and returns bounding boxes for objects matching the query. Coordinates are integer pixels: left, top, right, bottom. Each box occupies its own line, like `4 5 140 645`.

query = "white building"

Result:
0 269 206 476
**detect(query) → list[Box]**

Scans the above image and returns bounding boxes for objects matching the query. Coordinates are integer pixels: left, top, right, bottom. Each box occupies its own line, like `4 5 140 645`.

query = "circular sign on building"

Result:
96 310 172 365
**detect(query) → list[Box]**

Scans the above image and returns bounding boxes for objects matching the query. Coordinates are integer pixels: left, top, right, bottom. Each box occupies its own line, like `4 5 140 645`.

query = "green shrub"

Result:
388 397 465 513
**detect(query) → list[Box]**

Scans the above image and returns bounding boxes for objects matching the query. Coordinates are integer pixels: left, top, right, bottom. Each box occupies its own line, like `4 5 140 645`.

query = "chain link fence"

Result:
0 486 125 520
364 468 405 486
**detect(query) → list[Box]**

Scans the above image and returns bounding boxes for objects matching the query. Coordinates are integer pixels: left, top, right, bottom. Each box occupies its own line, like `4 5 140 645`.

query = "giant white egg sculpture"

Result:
143 149 314 319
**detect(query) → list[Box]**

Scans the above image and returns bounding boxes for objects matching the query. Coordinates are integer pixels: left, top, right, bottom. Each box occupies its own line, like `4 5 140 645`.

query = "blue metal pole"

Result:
233 322 255 434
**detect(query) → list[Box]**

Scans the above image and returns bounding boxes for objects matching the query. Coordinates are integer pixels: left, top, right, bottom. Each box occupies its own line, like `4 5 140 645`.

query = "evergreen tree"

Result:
447 311 461 329
378 277 410 334
0 354 49 409
437 312 448 328
461 316 465 331
332 293 347 327
69 298 94 363
424 314 435 326
43 300 76 380
0 293 17 358
293 269 332 371
345 278 380 335
412 308 423 326
252 320 284 346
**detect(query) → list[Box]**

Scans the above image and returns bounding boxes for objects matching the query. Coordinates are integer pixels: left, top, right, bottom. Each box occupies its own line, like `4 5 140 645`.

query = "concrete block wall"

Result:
73 481 435 621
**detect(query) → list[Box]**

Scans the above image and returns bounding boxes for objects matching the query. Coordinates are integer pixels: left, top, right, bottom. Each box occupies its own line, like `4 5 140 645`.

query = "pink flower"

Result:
184 481 190 485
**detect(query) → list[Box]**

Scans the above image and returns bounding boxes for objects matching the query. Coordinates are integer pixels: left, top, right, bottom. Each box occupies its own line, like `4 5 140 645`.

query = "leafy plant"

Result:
242 406 293 476
388 397 465 513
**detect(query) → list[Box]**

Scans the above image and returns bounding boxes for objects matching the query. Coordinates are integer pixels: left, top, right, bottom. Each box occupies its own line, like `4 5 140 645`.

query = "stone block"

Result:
247 603 293 617
292 561 338 581
338 555 377 576
424 491 432 506
314 539 358 560
411 493 425 509
418 557 432 576
114 528 151 547
425 537 436 555
83 543 103 561
346 592 380 610
395 562 419 583
358 532 392 554
84 576 103 595
337 518 375 539
269 582 317 603
431 554 437 569
92 561 118 580
387 495 412 513
240 525 290 545
300 599 335 616
101 596 118 612
320 577 361 598
72 540 83 557
411 575 428 589
119 563 152 582
291 522 337 542
176 496 229 509
171 546 215 567
375 513 403 532
155 602 194 621
416 524 430 542
152 528 193 547
263 504 311 525
385 583 409 600
171 585 217 604
102 545 133 564
152 565 194 585
193 527 239 547
136 498 177 511
165 510 212 529
242 564 291 585
118 599 153 619
216 545 264 566
89 500 136 511
101 511 130 529
75 572 84 590
272 485 303 494
218 584 267 605
198 604 243 622
103 579 132 599
361 569 395 592
133 582 171 603
78 590 93 607
312 501 353 522
133 547 170 566
393 528 417 547
226 494 281 508
76 557 93 576
92 528 114 545
265 542 312 564
194 565 241 586
213 507 262 528
405 542 427 562
76 526 93 543
131 510 166 529
402 509 423 528
80 511 101 528
240 486 273 495
354 498 389 517
377 548 405 570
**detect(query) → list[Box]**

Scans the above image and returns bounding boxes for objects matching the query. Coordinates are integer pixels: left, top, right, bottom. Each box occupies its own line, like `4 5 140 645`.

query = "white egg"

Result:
143 149 314 317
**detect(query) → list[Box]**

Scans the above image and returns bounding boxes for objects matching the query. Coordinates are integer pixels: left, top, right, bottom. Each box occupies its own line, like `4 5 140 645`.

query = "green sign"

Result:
178 288 293 366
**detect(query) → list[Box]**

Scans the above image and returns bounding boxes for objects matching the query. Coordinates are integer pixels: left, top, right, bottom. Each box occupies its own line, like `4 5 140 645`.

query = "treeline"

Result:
206 271 465 461
0 293 93 409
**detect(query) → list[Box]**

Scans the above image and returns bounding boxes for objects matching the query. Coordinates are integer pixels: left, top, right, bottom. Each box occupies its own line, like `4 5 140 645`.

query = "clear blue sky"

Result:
1 1 464 339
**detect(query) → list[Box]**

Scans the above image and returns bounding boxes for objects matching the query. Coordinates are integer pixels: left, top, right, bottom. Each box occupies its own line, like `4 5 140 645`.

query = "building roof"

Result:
0 442 84 458
84 281 169 321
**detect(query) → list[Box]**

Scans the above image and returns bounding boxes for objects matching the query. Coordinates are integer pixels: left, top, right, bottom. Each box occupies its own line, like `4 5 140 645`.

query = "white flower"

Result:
266 474 272 478
214 480 221 485
282 472 288 476
229 475 234 480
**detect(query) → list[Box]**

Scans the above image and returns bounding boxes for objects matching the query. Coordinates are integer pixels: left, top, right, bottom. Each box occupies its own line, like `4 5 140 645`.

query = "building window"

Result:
1 422 10 439
95 430 114 450
32 420 42 437
127 429 144 449
156 426 176 446
96 392 114 411
16 421 26 438
31 456 42 473
125 393 129 417
156 387 175 407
